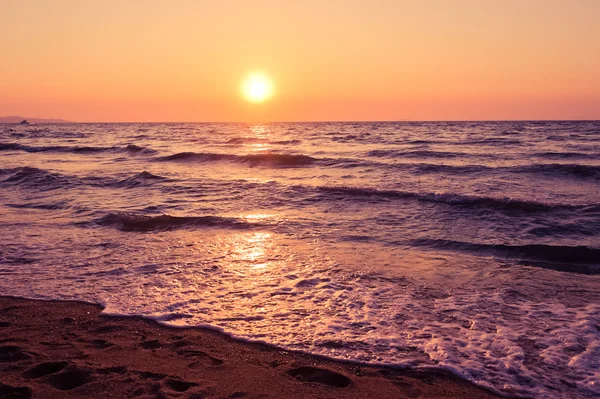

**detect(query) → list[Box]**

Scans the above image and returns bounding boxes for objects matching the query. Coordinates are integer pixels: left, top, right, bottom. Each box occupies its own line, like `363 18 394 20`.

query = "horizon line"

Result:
3 118 600 124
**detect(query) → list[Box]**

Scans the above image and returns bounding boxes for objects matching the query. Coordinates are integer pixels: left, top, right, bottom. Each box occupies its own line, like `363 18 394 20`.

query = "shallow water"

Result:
1 121 599 398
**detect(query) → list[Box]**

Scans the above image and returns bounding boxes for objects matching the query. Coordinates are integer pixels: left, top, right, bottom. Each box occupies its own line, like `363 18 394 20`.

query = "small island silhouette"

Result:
0 115 72 124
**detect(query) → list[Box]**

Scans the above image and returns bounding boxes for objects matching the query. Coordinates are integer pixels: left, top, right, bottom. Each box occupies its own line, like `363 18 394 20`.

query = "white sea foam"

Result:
1 228 599 399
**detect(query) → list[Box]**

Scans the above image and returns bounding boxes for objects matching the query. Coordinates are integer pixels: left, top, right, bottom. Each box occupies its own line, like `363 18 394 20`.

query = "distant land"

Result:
0 116 72 124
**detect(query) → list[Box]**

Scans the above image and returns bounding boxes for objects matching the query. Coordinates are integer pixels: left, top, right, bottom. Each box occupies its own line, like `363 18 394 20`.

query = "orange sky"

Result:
1 0 599 122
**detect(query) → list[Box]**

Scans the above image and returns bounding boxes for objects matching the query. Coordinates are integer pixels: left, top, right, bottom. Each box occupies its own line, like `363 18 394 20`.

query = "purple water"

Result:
1 121 599 398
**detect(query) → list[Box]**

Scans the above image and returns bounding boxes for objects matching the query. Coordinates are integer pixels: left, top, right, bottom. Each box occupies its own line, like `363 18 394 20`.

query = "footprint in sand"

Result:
164 377 198 392
129 372 198 397
42 364 95 390
0 382 32 399
87 339 115 349
136 371 167 381
287 366 352 388
378 370 424 398
23 361 69 379
140 339 162 349
0 345 32 363
178 349 224 368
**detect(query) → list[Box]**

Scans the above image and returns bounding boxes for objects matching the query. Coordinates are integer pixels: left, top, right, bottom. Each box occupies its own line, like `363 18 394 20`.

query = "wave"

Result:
0 167 75 190
534 151 600 160
456 137 523 145
404 163 492 175
90 213 262 232
0 142 156 155
527 219 600 238
0 167 167 190
226 137 266 144
122 144 155 154
334 158 600 180
405 139 449 145
409 238 600 274
513 163 600 179
271 139 302 145
225 137 301 145
314 185 599 212
367 149 469 159
115 171 169 188
155 152 316 166
0 143 22 151
4 201 70 210
405 163 600 180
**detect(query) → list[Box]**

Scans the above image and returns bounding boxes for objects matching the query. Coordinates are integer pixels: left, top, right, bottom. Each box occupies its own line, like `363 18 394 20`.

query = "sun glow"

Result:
242 73 274 103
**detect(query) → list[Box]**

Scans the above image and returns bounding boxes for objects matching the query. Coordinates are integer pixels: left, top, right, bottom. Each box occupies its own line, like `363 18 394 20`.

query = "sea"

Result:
1 121 599 398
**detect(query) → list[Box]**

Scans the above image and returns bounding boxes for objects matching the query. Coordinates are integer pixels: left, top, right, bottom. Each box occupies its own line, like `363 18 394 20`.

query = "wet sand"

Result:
0 297 500 399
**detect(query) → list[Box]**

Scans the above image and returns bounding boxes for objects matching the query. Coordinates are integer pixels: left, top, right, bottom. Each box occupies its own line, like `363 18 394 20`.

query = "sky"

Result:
1 0 599 122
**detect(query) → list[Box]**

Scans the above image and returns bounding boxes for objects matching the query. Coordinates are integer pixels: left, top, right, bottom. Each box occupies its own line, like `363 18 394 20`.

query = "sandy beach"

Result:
0 296 501 399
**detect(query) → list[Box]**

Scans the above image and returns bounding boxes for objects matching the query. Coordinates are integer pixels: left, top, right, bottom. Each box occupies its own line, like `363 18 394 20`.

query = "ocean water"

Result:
1 121 599 398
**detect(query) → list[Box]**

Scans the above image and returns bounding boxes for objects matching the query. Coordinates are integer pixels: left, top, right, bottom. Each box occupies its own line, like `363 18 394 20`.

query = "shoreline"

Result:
0 296 502 398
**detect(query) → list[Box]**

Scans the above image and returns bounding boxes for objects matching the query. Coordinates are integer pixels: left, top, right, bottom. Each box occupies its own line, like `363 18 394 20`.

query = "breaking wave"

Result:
0 142 156 155
155 152 316 166
410 238 600 273
313 185 599 212
225 137 301 145
90 213 264 232
0 167 168 190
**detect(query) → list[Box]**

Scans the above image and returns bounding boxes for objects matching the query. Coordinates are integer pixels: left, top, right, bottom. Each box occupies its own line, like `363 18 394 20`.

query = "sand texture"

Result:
0 297 501 399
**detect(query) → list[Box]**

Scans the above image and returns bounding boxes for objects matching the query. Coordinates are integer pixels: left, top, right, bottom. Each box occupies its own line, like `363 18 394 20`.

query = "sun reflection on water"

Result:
249 124 271 137
243 213 275 220
228 231 275 272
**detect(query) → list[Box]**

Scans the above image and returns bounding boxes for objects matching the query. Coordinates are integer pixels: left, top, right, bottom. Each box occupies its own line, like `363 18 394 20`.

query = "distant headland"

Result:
0 116 72 124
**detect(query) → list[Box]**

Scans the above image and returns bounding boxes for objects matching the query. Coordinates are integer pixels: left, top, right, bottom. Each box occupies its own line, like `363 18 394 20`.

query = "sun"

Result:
242 73 274 103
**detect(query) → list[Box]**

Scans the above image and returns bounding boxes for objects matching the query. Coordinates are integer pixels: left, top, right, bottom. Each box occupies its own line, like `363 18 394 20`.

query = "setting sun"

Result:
242 73 274 103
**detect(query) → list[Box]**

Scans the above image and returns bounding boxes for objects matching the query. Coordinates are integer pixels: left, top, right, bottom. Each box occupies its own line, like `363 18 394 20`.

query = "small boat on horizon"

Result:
19 119 30 125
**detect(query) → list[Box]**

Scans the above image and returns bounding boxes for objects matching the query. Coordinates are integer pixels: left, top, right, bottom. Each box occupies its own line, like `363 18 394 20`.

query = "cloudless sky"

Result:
1 0 599 122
